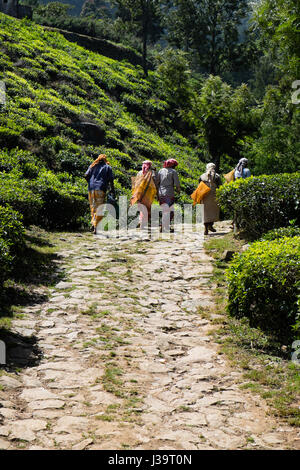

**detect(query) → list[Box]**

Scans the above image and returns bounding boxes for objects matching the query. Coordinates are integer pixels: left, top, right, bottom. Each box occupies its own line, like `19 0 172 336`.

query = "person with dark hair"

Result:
85 154 115 235
156 159 180 232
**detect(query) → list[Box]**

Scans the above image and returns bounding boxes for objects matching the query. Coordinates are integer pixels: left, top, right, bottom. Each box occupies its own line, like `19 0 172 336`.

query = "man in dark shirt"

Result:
85 154 115 234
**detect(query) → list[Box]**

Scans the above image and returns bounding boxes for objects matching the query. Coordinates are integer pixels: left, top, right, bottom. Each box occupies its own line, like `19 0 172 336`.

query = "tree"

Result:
246 84 300 175
252 0 300 78
80 0 113 19
36 1 72 18
165 0 249 76
113 0 163 76
20 0 40 8
245 0 300 174
154 48 192 108
185 75 258 171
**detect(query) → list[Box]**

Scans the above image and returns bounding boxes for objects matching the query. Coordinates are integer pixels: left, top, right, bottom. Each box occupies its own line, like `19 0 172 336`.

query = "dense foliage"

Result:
165 0 250 77
216 173 300 238
18 0 300 177
0 1 299 304
226 237 300 343
0 206 25 284
246 0 300 175
261 226 300 241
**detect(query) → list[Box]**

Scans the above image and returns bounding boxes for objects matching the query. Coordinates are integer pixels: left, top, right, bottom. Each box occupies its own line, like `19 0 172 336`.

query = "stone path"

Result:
0 222 299 450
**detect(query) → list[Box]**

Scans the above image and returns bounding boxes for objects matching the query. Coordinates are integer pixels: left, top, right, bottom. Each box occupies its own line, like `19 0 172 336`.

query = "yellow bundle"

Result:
190 181 211 206
223 169 235 183
130 171 156 206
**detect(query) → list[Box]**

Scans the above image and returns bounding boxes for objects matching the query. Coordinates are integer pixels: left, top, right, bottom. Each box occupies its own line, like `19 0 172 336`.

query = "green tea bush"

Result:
217 173 300 238
55 150 91 176
0 238 12 285
33 170 88 229
105 149 133 169
0 205 25 284
226 237 300 342
261 226 300 241
0 127 21 148
0 205 25 252
105 130 125 151
0 172 43 225
0 149 43 179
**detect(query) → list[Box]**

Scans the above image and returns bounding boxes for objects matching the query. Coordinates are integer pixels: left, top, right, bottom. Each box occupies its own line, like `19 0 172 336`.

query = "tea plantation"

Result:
0 14 204 223
0 13 206 283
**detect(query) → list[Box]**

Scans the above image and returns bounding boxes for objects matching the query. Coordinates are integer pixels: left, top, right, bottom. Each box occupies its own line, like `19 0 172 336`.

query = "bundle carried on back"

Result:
223 169 235 183
190 181 211 206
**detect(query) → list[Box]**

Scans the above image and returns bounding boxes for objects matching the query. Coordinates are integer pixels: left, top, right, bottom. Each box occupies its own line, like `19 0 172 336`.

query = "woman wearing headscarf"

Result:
156 159 180 232
200 163 222 235
231 158 251 231
85 154 115 234
234 158 251 179
131 160 157 230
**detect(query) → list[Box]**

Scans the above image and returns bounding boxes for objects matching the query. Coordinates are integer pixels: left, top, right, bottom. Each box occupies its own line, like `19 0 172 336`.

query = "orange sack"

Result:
190 181 211 206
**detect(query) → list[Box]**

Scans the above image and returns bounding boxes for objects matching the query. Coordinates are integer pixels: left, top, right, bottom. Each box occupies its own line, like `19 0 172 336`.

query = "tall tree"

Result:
185 75 258 171
165 0 249 75
81 0 113 19
245 0 300 174
253 0 300 77
113 0 163 76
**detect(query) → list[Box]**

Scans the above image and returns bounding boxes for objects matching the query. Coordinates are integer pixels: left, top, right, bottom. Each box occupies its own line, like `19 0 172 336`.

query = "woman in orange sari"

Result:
130 160 157 230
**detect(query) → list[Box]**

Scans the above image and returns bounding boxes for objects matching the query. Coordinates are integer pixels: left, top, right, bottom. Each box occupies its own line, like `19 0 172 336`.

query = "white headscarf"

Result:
236 158 248 174
205 163 216 181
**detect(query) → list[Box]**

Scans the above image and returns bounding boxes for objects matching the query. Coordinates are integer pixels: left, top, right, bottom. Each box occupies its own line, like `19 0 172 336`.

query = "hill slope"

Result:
0 13 204 230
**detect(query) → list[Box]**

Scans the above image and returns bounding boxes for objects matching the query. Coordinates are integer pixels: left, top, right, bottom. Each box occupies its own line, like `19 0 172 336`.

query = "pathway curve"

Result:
0 222 299 450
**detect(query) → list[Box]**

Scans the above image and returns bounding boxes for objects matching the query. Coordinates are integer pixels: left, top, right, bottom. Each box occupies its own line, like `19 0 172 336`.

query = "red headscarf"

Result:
90 154 110 168
163 159 178 168
142 160 152 175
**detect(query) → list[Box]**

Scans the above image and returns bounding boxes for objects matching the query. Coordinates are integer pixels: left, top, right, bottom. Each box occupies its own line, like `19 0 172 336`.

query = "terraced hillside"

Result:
0 13 204 231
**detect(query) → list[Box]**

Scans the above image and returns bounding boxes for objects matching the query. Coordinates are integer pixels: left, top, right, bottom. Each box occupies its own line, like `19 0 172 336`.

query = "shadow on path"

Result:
0 329 43 371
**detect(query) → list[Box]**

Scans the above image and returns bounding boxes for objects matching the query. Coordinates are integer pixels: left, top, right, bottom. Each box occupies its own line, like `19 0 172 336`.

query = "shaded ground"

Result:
0 222 299 450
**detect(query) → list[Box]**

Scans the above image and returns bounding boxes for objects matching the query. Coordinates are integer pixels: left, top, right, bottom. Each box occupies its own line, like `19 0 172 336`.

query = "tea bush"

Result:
0 237 11 285
0 205 25 253
0 205 25 284
217 173 300 238
0 172 43 225
33 171 88 229
226 237 300 342
261 226 300 241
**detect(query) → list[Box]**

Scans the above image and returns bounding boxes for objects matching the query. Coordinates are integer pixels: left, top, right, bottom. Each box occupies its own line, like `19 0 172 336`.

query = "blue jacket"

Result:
234 168 251 179
85 162 114 192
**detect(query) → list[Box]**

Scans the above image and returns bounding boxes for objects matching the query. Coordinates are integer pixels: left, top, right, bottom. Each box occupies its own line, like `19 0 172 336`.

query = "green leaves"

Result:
0 205 25 285
226 236 300 342
217 173 300 239
165 0 250 75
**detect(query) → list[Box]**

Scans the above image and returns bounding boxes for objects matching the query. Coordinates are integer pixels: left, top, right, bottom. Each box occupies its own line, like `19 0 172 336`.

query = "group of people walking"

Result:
132 158 180 232
85 154 251 235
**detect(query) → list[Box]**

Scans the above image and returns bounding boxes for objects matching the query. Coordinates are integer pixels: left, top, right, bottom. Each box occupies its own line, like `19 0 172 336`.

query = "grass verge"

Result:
204 232 300 427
